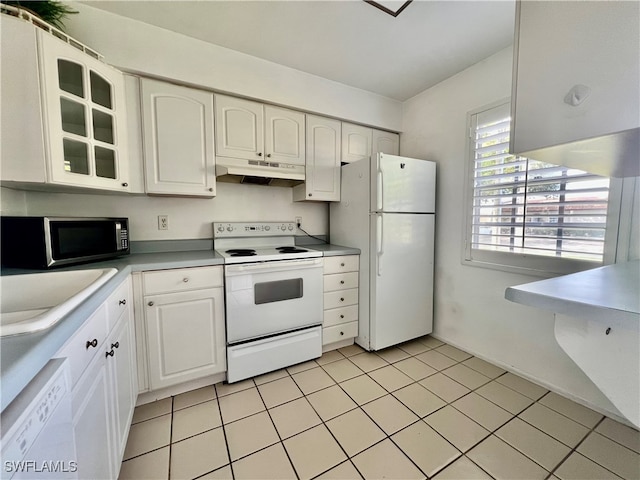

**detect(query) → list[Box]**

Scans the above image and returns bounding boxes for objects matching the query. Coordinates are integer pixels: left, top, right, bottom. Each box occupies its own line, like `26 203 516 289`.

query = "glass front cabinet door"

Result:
38 31 129 191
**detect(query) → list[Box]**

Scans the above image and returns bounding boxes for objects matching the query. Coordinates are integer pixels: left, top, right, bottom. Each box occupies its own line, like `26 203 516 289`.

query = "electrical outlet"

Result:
295 216 302 228
158 215 169 230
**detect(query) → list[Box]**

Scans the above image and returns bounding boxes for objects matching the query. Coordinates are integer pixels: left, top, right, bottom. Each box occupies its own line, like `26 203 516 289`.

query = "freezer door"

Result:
371 154 436 213
370 212 434 350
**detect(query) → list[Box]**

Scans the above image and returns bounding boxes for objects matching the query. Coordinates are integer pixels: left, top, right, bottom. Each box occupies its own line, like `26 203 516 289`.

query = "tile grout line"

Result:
167 396 174 480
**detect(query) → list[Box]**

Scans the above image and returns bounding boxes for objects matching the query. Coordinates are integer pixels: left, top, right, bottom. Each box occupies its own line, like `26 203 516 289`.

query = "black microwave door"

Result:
50 221 118 260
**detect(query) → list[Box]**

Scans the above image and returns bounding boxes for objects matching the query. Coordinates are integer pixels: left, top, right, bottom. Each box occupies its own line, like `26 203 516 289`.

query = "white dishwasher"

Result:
1 359 77 479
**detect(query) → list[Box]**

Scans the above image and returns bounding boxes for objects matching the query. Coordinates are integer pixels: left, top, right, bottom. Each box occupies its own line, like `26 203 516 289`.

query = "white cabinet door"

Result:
342 123 372 163
512 1 639 155
145 288 226 390
294 115 341 202
106 309 137 467
72 354 115 480
372 130 399 157
265 105 305 165
37 29 130 192
141 78 216 196
215 95 264 161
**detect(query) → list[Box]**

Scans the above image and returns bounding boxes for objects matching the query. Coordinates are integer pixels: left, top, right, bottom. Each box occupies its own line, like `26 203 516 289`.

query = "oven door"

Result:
224 258 323 344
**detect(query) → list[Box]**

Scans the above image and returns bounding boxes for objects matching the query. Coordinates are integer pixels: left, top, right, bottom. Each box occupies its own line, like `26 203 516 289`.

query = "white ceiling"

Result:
82 0 516 101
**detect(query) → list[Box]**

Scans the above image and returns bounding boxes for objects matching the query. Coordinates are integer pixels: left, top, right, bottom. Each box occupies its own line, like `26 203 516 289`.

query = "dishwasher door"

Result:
1 359 77 479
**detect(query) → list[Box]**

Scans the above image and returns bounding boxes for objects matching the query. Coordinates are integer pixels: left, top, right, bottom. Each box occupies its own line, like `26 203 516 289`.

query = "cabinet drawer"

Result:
143 266 223 295
323 255 359 274
56 303 108 388
324 305 358 328
324 288 358 310
324 272 358 292
323 321 358 345
106 277 131 329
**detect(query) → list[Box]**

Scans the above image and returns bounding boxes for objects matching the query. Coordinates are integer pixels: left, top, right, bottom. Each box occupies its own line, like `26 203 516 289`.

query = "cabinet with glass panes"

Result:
0 13 129 192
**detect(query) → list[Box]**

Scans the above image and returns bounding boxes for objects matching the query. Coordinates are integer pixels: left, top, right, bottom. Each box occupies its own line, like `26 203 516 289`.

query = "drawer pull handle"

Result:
340 297 345 302
148 301 154 307
340 280 345 284
111 342 120 349
340 331 344 336
118 299 127 306
183 278 189 283
105 350 115 358
86 339 98 349
340 314 345 319
341 263 345 267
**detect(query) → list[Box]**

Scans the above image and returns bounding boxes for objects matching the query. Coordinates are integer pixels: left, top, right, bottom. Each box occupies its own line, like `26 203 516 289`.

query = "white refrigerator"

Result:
330 153 436 351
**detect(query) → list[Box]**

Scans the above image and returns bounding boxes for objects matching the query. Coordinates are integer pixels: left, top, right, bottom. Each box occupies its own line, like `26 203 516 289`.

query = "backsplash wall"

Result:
4 183 327 241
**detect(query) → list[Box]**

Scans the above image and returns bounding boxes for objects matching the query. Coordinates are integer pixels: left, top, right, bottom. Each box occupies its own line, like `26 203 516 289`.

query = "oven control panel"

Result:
214 222 297 237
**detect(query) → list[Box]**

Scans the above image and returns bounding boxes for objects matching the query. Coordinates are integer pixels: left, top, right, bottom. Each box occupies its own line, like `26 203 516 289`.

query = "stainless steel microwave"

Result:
1 216 129 268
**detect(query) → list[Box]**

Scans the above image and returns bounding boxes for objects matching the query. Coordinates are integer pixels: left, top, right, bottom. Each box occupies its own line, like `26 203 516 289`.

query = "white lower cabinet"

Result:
54 276 136 480
138 266 226 392
322 255 360 350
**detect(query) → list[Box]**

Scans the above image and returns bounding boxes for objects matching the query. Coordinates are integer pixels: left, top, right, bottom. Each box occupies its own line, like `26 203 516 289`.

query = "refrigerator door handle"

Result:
376 155 384 212
376 213 384 276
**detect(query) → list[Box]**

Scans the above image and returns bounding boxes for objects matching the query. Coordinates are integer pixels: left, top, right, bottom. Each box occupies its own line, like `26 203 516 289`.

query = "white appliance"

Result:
1 359 77 479
214 222 323 382
330 153 436 351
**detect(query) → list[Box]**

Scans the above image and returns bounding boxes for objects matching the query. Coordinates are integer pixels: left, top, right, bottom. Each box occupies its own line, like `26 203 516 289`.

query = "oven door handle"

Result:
225 258 322 274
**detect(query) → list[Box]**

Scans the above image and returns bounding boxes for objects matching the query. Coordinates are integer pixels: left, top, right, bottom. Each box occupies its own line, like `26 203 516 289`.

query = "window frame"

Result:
462 98 623 277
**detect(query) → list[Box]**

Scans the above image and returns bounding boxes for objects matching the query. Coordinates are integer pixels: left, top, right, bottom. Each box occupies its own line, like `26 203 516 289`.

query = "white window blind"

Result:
469 103 610 263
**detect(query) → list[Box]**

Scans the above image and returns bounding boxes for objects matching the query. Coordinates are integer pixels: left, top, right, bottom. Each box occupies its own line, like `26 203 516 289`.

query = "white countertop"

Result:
505 260 640 318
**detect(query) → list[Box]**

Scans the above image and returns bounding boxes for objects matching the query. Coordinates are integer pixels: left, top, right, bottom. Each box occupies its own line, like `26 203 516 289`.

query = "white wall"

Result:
401 47 622 418
20 182 327 241
0 187 27 215
65 3 402 132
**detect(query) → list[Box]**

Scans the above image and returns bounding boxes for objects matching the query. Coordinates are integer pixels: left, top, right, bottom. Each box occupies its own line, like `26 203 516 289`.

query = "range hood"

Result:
215 157 305 187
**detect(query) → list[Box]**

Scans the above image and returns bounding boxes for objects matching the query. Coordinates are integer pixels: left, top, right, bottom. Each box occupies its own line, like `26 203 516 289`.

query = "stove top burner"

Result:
276 246 309 253
226 249 257 257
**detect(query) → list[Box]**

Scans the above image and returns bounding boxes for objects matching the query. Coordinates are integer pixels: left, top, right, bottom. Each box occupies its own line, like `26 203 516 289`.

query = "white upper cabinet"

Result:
265 105 306 165
1 15 130 192
140 78 216 197
342 123 373 163
293 115 341 202
511 1 639 177
372 129 400 158
215 95 305 165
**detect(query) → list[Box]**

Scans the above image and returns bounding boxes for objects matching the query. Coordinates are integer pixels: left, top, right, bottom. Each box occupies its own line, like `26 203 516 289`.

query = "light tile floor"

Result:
119 337 640 480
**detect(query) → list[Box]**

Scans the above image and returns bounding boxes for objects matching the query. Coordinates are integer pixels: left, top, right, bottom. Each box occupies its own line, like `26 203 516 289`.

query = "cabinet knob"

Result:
266 153 271 158
340 280 345 284
340 263 345 267
118 299 126 306
340 314 345 319
257 152 263 157
183 277 189 283
148 301 154 307
122 183 128 187
105 349 115 358
340 297 345 302
111 342 120 349
86 338 98 349
208 188 214 192
308 193 313 197
340 331 344 336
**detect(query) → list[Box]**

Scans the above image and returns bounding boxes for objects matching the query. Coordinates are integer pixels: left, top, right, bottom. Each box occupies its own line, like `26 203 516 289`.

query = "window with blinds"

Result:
468 102 609 263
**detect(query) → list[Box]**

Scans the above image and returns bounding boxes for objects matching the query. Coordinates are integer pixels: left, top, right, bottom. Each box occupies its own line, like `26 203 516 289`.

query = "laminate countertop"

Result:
505 260 640 320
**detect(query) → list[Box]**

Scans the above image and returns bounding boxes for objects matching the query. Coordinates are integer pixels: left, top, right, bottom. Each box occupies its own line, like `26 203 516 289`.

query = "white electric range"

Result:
214 222 323 382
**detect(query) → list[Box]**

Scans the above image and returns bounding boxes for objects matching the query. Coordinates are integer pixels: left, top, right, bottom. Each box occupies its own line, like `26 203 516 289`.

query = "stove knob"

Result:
280 224 286 231
288 225 294 231
265 226 271 231
227 226 233 232
217 225 224 232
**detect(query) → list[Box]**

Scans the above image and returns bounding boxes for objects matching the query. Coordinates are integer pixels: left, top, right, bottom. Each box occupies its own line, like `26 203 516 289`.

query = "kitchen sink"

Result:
0 268 118 337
